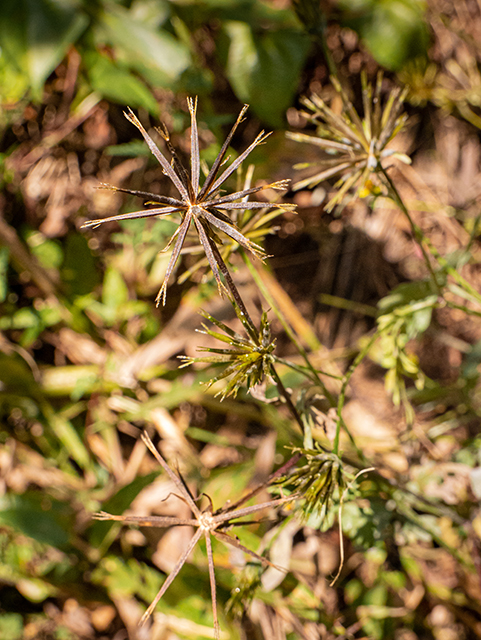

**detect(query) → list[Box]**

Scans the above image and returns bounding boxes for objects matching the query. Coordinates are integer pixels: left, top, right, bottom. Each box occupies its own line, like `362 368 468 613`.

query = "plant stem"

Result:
333 333 378 458
209 240 258 339
380 167 440 288
425 238 481 307
269 364 305 435
242 251 336 406
225 451 302 511
382 168 481 310
210 240 306 436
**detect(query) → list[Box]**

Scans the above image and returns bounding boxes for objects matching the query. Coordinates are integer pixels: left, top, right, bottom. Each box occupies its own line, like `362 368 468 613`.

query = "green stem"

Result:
242 251 336 406
382 168 481 309
211 242 306 437
275 357 342 384
424 238 481 308
210 240 258 339
270 364 305 436
333 333 378 458
380 168 440 288
445 301 481 318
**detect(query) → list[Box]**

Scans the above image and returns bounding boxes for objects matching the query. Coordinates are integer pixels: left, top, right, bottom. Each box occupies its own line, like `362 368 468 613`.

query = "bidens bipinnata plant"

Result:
180 306 276 400
95 432 290 639
287 72 411 210
86 98 302 636
82 98 295 305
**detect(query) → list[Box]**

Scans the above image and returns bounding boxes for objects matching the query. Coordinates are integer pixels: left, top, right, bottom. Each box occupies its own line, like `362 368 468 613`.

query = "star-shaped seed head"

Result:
93 432 290 639
82 98 295 305
287 72 411 211
277 446 345 522
180 306 276 400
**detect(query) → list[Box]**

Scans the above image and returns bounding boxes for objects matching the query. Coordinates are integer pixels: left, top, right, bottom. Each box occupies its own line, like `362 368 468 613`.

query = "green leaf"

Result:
0 613 23 640
102 266 129 314
88 472 158 548
0 493 72 549
61 233 99 297
86 52 159 113
342 498 391 549
0 0 88 99
338 0 429 71
0 246 9 302
224 21 310 127
105 141 151 157
0 60 30 104
92 556 163 602
26 232 63 270
97 2 190 85
46 410 91 470
378 280 434 312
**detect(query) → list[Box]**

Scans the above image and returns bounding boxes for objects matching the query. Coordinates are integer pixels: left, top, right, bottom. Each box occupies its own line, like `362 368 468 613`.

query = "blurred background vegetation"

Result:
1 0 481 639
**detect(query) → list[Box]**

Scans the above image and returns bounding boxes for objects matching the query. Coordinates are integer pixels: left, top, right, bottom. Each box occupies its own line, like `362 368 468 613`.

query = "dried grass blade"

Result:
193 217 226 296
205 532 220 640
93 511 198 527
201 209 264 255
97 183 184 207
156 211 192 306
81 206 181 229
213 496 291 524
206 131 272 197
213 530 282 571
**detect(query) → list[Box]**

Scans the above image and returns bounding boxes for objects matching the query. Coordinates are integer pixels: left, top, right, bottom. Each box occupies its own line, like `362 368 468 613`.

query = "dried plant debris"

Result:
82 98 295 305
93 432 290 638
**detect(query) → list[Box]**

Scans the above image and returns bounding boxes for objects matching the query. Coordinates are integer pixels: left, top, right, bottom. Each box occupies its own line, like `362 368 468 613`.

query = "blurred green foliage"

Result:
0 0 430 124
337 0 429 70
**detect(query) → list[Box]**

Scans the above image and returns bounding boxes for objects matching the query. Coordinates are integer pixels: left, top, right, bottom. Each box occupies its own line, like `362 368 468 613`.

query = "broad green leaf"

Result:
97 2 190 84
86 52 159 113
0 493 72 549
338 0 429 71
224 21 310 127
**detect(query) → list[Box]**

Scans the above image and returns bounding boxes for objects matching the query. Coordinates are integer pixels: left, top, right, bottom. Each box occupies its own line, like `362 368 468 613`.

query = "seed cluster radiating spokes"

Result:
93 432 290 638
180 306 276 400
82 98 295 305
287 72 411 211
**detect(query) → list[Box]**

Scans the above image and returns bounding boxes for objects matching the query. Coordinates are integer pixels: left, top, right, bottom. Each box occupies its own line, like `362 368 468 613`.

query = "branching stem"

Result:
210 240 306 437
242 251 336 405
